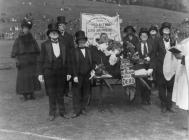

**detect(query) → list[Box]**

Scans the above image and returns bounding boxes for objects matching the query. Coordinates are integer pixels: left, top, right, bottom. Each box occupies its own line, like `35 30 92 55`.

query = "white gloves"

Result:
39 75 72 82
67 75 72 81
89 70 95 80
73 77 79 83
145 57 150 62
147 69 153 76
38 75 44 83
90 70 95 77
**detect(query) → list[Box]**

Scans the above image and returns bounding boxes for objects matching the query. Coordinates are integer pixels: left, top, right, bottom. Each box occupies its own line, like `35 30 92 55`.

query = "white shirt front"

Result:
163 39 171 51
80 49 86 57
52 42 61 58
141 42 148 55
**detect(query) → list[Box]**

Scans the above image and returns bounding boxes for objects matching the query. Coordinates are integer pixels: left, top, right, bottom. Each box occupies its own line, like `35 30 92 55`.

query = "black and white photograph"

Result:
0 0 189 139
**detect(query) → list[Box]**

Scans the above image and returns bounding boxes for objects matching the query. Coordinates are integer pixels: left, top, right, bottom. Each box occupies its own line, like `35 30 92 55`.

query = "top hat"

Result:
21 19 33 29
159 22 172 35
75 30 87 44
139 28 149 37
149 25 158 33
124 25 136 33
57 16 67 25
46 22 60 36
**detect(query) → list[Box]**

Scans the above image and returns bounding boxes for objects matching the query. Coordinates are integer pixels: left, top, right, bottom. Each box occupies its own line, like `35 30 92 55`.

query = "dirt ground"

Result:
0 40 188 140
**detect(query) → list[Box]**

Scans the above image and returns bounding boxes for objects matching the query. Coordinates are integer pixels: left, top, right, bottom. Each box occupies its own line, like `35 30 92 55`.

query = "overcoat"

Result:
11 33 41 94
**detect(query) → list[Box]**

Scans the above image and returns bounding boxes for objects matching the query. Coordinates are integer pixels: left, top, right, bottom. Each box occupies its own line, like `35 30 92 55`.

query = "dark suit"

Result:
37 39 71 116
71 47 94 114
148 36 159 84
153 37 176 110
59 32 74 94
135 40 155 103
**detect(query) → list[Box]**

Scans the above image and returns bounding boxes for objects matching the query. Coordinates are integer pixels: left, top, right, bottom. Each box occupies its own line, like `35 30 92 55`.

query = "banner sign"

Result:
120 59 135 87
81 13 122 44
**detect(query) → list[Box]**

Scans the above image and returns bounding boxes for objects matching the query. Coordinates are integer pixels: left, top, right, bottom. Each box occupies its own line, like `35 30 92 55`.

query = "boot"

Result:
29 92 35 100
23 94 28 101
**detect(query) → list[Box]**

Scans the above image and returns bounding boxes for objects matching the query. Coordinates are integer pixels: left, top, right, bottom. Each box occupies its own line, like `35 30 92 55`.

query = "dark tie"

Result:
143 43 148 57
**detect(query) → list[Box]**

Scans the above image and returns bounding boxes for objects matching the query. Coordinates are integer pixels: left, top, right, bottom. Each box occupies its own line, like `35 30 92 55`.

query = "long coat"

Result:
11 33 41 95
153 37 176 85
37 39 71 75
71 47 94 77
59 32 74 59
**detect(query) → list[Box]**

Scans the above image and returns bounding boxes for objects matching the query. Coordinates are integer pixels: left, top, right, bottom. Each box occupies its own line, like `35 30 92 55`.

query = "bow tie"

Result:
164 39 170 42
79 47 87 49
51 40 59 44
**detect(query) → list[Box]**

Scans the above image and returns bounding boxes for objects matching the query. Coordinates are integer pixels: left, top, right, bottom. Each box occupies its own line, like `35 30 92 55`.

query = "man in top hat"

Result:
154 22 176 113
135 28 155 105
37 22 71 121
57 16 74 96
71 30 95 118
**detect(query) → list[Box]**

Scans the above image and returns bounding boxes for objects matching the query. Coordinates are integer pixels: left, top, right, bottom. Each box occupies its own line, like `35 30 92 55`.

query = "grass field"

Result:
0 0 189 33
0 40 188 140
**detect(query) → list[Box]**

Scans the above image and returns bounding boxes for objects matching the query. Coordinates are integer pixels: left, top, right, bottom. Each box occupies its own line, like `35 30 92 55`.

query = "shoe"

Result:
48 115 55 121
167 108 175 113
59 113 69 119
161 107 167 113
141 100 149 105
29 93 35 100
147 101 152 105
81 109 87 115
71 113 80 118
23 95 28 101
141 100 147 105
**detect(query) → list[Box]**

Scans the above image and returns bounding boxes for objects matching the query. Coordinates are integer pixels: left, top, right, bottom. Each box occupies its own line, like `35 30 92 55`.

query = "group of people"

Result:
11 15 188 124
122 23 176 113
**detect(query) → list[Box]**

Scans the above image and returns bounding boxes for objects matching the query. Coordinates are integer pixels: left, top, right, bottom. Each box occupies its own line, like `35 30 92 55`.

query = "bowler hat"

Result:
124 26 136 33
57 16 67 25
46 22 60 36
21 19 33 29
139 28 149 37
75 30 87 44
159 22 172 35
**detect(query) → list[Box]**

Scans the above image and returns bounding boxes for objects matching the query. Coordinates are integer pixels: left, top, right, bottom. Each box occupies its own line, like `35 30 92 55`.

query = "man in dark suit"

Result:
71 31 95 118
148 25 159 87
154 22 176 113
135 28 155 105
37 23 71 121
57 16 75 96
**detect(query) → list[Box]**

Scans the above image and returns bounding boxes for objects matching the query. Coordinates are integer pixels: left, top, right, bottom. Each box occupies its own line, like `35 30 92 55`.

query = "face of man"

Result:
150 30 157 38
140 33 148 42
49 31 59 40
100 34 109 43
78 39 87 47
163 33 170 41
22 27 30 34
162 28 170 41
127 29 134 35
58 23 66 32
